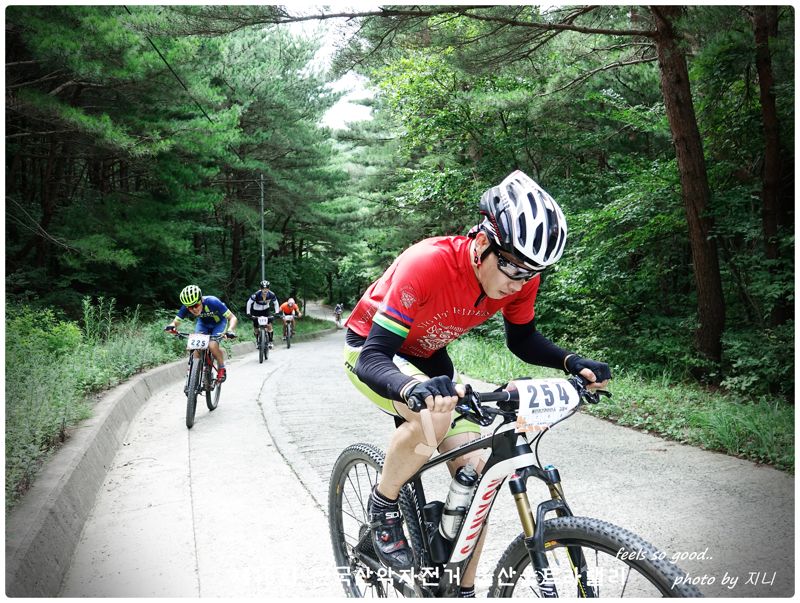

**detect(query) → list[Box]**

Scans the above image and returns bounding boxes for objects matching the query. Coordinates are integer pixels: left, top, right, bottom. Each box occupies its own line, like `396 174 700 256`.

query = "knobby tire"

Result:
328 443 427 598
205 360 220 411
185 355 201 429
488 516 704 598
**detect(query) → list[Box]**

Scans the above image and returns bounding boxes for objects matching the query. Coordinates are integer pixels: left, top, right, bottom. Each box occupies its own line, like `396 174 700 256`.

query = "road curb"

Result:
5 338 260 597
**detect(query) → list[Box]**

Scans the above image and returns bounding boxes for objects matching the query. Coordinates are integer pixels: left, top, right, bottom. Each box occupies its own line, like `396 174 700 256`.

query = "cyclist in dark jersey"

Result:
246 280 280 349
165 284 238 382
343 170 611 597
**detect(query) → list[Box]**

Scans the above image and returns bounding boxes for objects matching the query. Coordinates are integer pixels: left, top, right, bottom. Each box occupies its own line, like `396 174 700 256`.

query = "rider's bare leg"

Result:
438 431 488 590
209 341 225 366
375 402 453 499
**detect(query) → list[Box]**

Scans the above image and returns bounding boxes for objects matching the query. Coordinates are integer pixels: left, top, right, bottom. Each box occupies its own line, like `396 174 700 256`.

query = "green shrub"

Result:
6 305 91 510
720 323 794 398
5 301 189 512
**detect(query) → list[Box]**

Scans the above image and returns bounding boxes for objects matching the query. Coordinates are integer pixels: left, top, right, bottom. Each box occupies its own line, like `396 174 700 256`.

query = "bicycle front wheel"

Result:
328 443 427 598
205 363 221 411
258 330 265 363
185 356 201 429
489 516 703 598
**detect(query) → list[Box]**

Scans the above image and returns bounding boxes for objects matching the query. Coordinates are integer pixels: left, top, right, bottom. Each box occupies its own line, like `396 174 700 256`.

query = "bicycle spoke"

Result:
620 563 632 598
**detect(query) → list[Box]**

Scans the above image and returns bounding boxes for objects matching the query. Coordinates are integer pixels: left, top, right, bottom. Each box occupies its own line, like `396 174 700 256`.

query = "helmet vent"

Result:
527 192 538 218
516 213 527 246
533 223 543 254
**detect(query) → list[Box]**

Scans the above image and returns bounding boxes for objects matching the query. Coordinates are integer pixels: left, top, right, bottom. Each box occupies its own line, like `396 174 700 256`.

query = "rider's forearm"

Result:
504 317 571 371
354 324 417 401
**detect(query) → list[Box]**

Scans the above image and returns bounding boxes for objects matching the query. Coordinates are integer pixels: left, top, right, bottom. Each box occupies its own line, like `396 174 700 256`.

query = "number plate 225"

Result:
186 333 210 350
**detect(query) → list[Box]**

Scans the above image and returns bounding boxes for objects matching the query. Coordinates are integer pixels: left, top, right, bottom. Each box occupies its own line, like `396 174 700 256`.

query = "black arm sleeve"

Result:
353 323 417 401
504 317 571 372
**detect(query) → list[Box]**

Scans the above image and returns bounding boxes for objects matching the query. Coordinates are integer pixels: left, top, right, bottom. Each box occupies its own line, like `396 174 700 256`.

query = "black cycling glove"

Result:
565 355 612 383
403 375 458 412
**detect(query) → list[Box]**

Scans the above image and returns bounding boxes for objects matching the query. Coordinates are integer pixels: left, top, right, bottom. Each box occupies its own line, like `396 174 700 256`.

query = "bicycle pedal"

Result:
356 528 378 559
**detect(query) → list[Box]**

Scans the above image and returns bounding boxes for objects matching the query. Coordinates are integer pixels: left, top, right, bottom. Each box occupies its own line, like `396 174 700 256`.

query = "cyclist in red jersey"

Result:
343 170 611 596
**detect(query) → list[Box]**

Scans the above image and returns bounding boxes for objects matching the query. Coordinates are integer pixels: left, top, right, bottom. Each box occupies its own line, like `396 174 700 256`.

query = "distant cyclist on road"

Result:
165 285 238 382
279 298 302 340
334 303 344 326
246 280 280 349
342 170 611 597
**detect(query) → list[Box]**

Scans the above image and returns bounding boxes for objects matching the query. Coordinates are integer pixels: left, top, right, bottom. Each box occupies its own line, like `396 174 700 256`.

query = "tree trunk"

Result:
35 138 59 268
651 6 725 365
752 6 789 327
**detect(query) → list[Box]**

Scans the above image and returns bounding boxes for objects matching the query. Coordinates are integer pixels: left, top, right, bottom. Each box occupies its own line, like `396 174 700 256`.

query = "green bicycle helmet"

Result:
179 284 202 307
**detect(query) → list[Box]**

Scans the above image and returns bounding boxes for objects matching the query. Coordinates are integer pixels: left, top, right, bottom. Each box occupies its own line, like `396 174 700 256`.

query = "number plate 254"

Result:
511 378 579 432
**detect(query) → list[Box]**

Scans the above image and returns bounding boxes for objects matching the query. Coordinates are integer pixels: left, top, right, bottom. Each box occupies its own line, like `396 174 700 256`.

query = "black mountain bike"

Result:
256 316 272 363
328 376 703 598
282 315 295 349
169 331 234 429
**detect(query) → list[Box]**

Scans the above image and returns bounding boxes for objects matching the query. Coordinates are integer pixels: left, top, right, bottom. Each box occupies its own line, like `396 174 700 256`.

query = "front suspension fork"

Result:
509 465 581 598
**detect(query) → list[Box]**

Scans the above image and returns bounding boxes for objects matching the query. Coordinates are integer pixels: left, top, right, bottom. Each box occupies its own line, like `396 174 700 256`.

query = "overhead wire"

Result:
122 5 247 165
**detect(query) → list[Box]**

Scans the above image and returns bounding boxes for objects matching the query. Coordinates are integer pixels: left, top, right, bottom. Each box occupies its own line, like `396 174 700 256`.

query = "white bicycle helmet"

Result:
478 170 567 269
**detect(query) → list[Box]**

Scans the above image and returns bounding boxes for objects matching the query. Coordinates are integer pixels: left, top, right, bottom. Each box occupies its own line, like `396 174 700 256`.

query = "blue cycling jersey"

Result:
176 296 232 328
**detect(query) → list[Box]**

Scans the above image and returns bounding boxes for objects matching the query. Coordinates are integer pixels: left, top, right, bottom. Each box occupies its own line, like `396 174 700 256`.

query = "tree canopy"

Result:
5 5 794 398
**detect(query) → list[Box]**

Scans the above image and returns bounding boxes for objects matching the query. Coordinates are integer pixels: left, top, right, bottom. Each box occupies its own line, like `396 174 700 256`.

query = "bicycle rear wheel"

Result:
185 356 201 429
489 516 704 598
328 443 427 598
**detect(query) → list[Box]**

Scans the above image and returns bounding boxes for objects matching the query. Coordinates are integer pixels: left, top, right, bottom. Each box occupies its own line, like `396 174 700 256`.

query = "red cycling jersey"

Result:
346 236 540 358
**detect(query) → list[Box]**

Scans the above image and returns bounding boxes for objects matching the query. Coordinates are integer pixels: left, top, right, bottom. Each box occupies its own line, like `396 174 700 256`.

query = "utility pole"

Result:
260 173 265 281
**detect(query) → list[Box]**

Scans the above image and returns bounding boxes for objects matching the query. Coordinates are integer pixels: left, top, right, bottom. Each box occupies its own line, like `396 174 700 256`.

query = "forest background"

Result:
5 6 795 507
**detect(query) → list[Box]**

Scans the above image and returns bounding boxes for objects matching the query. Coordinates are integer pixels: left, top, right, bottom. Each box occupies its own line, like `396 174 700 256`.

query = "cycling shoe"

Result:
367 490 414 571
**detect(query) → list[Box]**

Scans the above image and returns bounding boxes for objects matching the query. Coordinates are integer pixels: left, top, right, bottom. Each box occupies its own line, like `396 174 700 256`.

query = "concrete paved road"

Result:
61 327 794 597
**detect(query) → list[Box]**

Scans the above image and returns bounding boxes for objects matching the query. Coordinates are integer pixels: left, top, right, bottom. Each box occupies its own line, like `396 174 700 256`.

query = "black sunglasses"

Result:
492 248 542 281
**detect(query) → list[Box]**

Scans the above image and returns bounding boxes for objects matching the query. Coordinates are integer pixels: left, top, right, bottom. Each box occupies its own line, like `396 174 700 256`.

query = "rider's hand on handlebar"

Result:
404 376 466 413
565 354 611 389
164 325 177 333
225 331 237 339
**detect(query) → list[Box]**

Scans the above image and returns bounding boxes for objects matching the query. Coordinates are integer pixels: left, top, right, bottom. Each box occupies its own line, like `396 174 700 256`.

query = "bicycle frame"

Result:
183 334 224 390
402 416 574 597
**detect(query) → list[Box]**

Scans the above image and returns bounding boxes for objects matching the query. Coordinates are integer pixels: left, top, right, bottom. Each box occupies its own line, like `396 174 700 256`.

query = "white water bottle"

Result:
439 463 479 540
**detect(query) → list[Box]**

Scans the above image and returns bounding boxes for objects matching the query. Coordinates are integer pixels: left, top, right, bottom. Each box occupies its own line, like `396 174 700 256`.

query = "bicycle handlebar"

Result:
449 375 611 427
165 330 233 341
